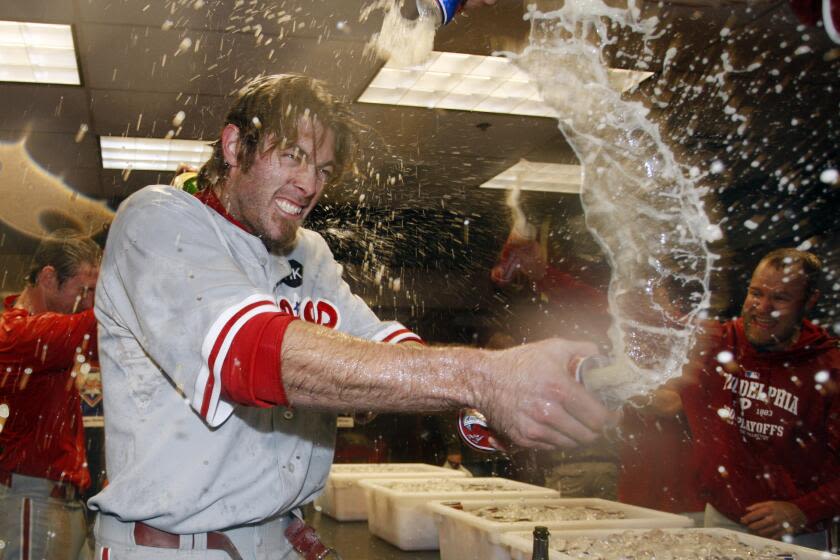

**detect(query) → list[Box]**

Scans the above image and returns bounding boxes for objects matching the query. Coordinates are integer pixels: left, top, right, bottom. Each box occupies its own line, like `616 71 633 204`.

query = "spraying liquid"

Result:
506 166 538 242
363 0 438 66
364 0 721 410
513 1 722 402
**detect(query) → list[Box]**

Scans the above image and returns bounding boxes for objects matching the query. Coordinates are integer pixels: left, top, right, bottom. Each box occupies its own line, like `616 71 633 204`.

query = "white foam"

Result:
513 0 717 402
365 0 437 66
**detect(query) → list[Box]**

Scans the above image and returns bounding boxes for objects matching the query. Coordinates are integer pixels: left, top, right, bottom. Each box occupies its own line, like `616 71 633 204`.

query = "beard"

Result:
743 312 802 351
262 216 301 254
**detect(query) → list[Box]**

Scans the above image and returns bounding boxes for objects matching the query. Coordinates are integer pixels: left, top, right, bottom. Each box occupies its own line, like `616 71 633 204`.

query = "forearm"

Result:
281 320 484 413
791 480 840 526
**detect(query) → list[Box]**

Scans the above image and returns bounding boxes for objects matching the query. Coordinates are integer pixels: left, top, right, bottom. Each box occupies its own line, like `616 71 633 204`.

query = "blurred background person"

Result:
627 249 839 551
490 213 618 493
0 230 101 560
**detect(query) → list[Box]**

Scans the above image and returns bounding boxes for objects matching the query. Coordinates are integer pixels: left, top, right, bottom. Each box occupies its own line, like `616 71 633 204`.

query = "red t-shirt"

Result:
0 295 97 490
681 318 840 528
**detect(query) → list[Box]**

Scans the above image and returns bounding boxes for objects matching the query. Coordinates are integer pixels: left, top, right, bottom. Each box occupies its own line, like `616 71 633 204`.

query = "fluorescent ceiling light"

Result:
0 21 80 85
479 160 582 194
358 52 653 118
100 137 213 172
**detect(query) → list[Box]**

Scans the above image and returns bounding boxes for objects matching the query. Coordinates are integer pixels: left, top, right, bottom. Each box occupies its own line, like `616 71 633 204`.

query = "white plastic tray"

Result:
360 477 560 551
314 463 469 521
500 527 839 560
429 497 694 560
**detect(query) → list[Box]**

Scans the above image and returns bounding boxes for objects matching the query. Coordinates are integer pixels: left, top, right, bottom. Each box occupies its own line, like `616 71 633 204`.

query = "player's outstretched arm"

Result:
281 320 612 448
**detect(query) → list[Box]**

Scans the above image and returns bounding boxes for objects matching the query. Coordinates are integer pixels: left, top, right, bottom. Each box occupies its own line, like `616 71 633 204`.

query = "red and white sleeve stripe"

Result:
195 294 281 426
372 323 424 345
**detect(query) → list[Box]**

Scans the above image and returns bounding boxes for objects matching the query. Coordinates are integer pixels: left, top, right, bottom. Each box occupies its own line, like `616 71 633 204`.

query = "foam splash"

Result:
514 1 721 402
363 0 437 66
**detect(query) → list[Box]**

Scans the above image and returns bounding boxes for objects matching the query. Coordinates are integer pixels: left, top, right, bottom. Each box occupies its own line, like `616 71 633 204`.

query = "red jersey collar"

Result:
194 188 253 235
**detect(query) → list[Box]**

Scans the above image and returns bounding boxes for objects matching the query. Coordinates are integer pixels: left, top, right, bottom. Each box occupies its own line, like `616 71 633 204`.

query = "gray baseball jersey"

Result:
89 186 419 533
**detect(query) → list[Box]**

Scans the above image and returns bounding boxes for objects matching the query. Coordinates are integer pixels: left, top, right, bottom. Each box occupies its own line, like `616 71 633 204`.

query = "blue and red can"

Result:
417 0 468 26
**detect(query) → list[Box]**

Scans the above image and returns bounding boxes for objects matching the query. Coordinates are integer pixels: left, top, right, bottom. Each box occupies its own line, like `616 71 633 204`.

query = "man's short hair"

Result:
26 229 101 286
757 248 822 295
198 74 360 189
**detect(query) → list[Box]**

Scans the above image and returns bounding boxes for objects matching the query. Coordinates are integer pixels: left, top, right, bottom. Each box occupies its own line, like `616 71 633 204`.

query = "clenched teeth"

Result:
276 199 303 216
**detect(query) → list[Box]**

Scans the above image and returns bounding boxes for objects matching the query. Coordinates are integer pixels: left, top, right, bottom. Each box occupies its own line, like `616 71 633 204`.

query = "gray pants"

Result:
94 512 300 560
0 473 90 560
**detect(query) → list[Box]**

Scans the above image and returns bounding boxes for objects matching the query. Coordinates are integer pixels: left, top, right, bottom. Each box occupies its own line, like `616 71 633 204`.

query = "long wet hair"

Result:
197 74 360 190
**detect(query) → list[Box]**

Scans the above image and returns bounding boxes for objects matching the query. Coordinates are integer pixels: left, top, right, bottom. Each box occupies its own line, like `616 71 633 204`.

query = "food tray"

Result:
360 477 560 551
429 497 694 560
500 527 838 560
314 463 469 521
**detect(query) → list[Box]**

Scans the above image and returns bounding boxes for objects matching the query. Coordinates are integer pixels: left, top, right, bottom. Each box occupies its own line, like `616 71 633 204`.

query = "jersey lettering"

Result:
278 296 340 329
722 373 797 413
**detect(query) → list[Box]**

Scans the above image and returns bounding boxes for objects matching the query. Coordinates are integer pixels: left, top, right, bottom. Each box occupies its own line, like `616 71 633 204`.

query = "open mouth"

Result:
749 316 775 330
275 198 303 217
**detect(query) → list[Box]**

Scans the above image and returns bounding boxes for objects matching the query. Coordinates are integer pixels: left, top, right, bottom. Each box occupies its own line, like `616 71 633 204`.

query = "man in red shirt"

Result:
0 231 101 559
635 248 839 549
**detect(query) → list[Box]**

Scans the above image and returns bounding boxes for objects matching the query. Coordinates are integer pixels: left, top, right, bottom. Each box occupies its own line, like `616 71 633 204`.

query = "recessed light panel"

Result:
0 21 80 85
480 160 582 194
100 137 213 172
359 52 652 118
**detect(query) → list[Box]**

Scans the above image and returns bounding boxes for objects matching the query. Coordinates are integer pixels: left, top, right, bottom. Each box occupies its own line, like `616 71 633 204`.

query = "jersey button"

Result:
283 409 295 420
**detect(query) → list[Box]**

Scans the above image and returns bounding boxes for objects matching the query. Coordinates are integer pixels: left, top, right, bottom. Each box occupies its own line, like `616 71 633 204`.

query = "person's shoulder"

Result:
119 185 201 214
293 228 333 258
113 185 208 234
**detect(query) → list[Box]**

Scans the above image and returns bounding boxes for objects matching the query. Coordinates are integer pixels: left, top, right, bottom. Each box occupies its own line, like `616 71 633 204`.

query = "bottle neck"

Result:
532 526 550 560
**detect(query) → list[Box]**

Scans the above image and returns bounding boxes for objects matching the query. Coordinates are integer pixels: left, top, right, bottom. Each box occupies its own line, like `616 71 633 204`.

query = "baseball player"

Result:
0 231 101 560
90 74 611 559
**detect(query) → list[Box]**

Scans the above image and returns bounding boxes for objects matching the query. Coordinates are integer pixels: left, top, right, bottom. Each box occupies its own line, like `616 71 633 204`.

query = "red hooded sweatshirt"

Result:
680 318 840 529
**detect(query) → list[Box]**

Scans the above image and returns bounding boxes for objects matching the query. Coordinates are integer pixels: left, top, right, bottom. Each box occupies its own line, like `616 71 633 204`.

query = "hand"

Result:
465 0 497 7
480 338 614 449
174 163 198 176
627 388 684 418
740 501 807 539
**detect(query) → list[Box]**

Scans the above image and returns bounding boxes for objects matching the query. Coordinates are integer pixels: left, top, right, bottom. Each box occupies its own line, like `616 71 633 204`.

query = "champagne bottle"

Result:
531 526 550 560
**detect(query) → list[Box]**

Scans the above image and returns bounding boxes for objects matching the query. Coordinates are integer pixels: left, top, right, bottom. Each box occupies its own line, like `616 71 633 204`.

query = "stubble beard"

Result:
264 218 300 254
743 312 801 352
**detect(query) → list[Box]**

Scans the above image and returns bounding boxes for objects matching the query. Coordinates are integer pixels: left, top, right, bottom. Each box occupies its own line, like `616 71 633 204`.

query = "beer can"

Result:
457 408 496 453
417 0 467 27
457 354 611 453
569 354 611 387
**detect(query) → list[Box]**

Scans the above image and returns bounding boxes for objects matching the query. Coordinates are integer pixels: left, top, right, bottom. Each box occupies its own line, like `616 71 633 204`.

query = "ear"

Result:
37 265 59 291
220 124 242 168
804 289 820 314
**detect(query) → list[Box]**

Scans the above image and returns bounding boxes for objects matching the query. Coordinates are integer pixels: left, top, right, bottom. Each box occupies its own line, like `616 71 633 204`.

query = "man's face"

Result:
741 261 815 351
44 262 99 314
223 117 336 251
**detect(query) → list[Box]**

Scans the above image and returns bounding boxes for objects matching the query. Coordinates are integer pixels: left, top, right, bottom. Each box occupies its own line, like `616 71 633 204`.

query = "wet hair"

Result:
26 229 101 287
757 248 822 296
197 74 360 189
